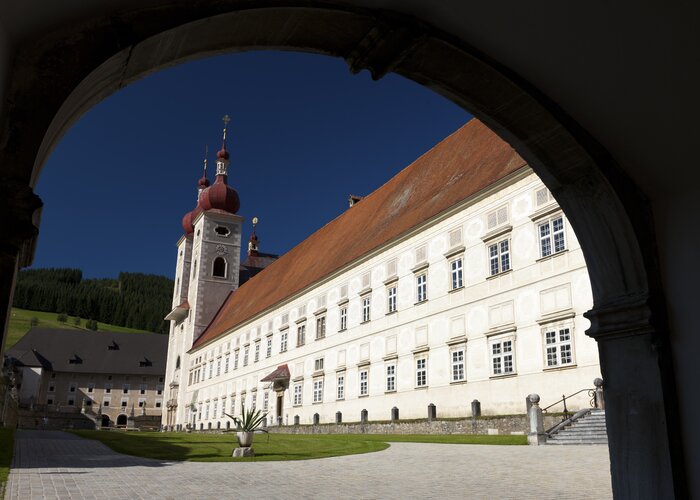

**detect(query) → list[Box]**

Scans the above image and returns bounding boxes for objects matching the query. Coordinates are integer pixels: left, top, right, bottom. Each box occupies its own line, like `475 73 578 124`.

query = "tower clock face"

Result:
215 245 228 255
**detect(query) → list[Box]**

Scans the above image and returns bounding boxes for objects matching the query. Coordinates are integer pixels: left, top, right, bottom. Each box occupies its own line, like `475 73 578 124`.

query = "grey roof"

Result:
5 328 168 375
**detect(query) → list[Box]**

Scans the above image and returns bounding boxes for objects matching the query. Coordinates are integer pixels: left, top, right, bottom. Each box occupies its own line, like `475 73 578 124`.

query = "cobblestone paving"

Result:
6 430 612 499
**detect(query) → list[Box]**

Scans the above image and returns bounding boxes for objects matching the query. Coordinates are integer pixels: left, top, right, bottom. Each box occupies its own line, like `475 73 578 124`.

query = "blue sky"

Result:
33 51 470 279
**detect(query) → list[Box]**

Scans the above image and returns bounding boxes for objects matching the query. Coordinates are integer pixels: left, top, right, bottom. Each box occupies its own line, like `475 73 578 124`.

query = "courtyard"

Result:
5 430 612 499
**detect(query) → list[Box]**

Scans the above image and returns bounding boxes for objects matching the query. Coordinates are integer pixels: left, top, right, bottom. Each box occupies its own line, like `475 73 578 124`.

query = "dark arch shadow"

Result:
0 3 685 498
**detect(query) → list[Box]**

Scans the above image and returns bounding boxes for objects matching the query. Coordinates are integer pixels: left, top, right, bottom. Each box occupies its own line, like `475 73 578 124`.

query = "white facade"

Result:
164 168 600 430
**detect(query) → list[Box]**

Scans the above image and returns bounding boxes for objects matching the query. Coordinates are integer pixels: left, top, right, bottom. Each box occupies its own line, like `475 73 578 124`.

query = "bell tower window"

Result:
213 257 227 278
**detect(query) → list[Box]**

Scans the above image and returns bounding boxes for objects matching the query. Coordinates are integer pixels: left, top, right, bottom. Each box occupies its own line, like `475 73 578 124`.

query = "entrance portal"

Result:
101 414 110 427
116 414 127 426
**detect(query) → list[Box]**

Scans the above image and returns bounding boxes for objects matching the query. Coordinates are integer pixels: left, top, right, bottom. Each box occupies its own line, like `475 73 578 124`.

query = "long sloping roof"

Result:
6 328 168 375
192 120 525 350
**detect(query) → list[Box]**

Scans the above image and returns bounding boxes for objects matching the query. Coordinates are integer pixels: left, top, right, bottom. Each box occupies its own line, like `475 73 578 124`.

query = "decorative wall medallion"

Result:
216 245 228 255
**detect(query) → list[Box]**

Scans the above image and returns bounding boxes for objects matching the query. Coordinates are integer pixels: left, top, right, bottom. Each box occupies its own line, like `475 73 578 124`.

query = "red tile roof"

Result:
191 120 525 350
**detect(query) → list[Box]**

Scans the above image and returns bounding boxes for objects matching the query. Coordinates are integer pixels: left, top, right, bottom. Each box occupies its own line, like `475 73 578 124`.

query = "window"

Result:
544 325 574 367
254 341 260 363
67 398 75 406
451 349 465 382
387 285 397 313
215 225 230 236
266 337 272 358
122 384 129 394
280 331 288 352
213 257 227 278
216 358 221 376
386 364 396 392
221 400 226 417
416 358 428 387
314 358 324 372
316 315 326 339
105 383 111 394
243 346 249 366
87 383 94 394
313 379 323 403
155 399 162 408
230 396 236 414
139 384 147 395
362 296 371 323
416 273 428 302
491 338 515 375
48 383 55 393
224 355 230 373
69 383 76 393
293 383 302 406
359 369 369 396
47 398 54 405
121 398 128 408
208 361 213 379
339 306 348 331
138 398 146 408
205 403 210 420
450 258 464 290
297 324 306 347
156 385 163 395
539 216 566 257
337 375 345 400
488 239 511 276
213 401 218 417
102 399 110 407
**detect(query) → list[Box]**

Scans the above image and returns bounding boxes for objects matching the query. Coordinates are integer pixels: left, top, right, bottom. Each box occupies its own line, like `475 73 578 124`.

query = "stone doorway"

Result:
101 414 110 427
116 414 127 426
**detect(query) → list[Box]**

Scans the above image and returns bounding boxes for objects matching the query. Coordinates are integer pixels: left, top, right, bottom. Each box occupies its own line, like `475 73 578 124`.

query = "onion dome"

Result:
200 114 240 214
181 148 211 234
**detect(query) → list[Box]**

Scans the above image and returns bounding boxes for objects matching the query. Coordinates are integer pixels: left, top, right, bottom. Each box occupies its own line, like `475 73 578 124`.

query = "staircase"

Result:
547 409 608 445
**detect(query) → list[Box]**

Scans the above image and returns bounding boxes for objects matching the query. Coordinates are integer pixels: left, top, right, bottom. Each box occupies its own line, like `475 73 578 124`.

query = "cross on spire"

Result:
222 114 230 142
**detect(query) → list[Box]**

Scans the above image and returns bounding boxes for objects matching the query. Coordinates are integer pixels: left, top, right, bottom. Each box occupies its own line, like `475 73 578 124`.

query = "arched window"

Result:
176 356 181 369
213 257 227 278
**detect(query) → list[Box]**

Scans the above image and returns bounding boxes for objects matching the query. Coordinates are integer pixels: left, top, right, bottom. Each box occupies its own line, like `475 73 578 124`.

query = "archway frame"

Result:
0 3 685 498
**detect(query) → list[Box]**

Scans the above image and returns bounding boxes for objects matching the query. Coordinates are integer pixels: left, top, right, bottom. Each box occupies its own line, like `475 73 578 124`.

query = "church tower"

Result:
163 116 243 429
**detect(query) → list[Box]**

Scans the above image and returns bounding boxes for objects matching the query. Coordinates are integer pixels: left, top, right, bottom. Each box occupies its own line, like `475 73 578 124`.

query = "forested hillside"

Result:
12 268 173 334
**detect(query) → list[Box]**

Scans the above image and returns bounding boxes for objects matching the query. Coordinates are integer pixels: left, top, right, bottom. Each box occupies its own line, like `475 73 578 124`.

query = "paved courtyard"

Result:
5 430 612 499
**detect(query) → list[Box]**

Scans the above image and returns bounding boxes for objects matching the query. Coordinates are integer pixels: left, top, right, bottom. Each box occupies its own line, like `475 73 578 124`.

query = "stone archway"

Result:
0 4 685 498
101 414 111 428
116 414 127 427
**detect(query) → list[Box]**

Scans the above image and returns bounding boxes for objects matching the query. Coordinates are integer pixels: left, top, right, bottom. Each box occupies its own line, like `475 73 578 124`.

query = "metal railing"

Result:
542 387 597 421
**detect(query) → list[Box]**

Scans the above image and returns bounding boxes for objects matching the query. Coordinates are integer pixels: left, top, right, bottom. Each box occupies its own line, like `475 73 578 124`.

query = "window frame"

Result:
489 335 516 376
336 374 345 400
296 323 306 347
415 356 428 388
312 378 324 403
315 315 326 340
359 369 369 397
293 383 303 406
538 215 567 258
387 284 397 313
339 306 348 331
416 272 428 303
451 348 466 382
450 257 464 290
542 322 575 368
386 364 396 392
488 237 511 276
361 295 371 323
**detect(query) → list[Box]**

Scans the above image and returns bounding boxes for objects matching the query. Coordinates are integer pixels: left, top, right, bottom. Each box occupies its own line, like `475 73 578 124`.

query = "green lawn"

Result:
6 308 152 349
0 428 15 495
69 430 525 463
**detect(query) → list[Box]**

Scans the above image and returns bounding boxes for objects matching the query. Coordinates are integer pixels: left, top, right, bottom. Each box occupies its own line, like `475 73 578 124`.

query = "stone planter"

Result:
237 431 254 447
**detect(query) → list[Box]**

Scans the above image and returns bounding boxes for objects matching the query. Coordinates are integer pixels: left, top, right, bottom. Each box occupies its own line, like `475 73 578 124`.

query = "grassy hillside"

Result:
5 308 153 349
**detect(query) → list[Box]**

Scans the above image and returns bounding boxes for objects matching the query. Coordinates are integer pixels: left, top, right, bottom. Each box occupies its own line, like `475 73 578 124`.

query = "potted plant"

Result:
225 406 268 447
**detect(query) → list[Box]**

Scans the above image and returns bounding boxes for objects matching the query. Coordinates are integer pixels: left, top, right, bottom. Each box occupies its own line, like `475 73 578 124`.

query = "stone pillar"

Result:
360 409 368 424
471 399 481 417
0 181 42 362
335 411 342 424
391 406 399 422
428 403 436 421
126 404 136 430
586 301 685 498
593 377 605 409
527 394 546 445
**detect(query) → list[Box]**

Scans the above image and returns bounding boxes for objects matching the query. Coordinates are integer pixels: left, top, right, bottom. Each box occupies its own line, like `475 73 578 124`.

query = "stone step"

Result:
552 433 608 440
547 439 609 445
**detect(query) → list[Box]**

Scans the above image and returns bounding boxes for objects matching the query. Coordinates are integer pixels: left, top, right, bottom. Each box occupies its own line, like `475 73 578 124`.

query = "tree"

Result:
30 316 39 327
74 316 81 326
57 312 68 323
85 319 98 331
